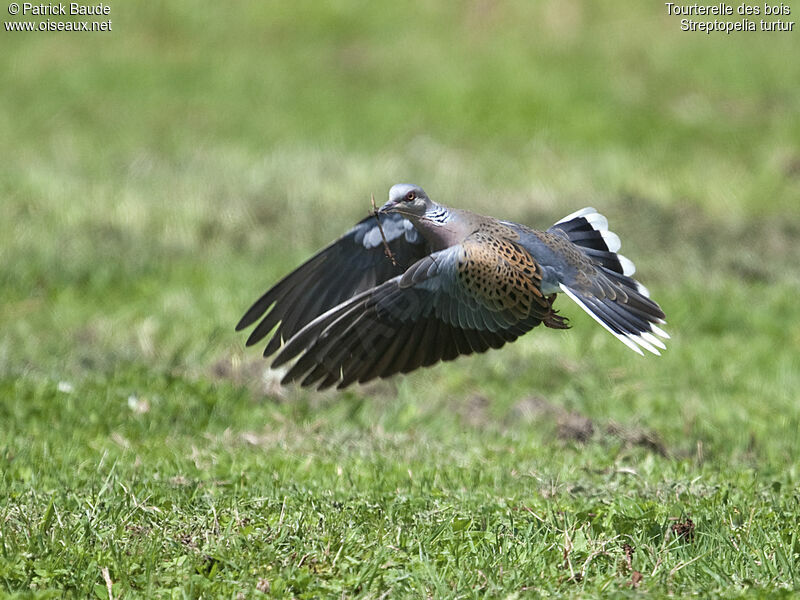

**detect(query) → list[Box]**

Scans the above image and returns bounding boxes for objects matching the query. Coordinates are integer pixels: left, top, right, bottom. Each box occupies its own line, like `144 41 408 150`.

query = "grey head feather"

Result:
389 183 428 204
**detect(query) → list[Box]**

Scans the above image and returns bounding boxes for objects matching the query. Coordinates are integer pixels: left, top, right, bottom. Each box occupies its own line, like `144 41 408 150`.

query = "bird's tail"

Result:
549 208 669 356
550 207 637 279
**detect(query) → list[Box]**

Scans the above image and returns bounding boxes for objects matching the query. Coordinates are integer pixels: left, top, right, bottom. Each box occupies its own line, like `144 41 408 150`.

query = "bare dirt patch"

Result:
209 354 288 399
670 518 696 543
510 395 670 456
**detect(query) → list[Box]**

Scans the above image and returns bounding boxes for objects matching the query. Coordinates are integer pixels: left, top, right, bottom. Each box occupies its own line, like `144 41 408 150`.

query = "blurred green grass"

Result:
1 1 800 597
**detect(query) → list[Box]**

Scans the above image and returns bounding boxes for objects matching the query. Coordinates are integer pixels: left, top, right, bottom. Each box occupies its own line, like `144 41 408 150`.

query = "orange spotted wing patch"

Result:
457 233 548 320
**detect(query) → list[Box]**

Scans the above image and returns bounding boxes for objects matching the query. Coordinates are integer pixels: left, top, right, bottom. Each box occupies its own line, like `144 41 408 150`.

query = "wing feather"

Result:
237 213 429 355
274 238 557 389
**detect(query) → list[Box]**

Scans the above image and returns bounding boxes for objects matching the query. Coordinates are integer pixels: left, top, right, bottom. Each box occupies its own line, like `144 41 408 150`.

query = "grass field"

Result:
2 1 800 597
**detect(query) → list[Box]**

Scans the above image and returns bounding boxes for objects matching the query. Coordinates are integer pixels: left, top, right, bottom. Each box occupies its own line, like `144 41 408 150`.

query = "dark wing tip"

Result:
236 294 275 332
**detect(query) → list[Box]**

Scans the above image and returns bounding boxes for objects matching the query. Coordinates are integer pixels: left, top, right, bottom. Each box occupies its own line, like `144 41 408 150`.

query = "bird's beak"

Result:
377 199 399 214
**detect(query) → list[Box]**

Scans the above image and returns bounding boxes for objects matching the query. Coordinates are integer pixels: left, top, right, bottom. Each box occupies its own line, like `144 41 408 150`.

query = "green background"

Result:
1 2 799 597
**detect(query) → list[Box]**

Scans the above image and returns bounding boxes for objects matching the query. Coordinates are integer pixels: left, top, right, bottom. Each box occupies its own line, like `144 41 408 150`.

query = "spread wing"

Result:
272 234 567 390
236 213 429 356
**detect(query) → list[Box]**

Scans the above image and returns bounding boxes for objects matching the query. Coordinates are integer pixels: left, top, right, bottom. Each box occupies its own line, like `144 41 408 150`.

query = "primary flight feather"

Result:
237 184 668 389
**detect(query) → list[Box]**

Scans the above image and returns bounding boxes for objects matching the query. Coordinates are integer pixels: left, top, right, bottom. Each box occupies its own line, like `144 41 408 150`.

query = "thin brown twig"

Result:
371 193 398 266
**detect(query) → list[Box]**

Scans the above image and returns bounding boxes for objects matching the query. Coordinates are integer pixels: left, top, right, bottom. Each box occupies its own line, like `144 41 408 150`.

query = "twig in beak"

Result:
371 194 398 266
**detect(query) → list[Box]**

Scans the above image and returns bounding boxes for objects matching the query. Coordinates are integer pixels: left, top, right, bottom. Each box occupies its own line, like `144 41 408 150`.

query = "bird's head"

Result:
378 183 432 218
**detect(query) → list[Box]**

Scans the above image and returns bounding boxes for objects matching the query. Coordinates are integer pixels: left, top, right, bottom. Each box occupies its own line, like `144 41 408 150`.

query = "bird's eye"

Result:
405 191 415 201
